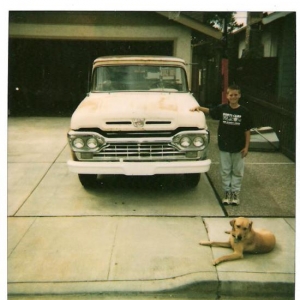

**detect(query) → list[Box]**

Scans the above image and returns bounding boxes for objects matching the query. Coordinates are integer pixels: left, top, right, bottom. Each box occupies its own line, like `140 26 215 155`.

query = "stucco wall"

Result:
9 20 192 84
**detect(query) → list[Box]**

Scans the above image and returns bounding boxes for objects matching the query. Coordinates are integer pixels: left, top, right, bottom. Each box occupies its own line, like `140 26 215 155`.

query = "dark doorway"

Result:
8 39 173 116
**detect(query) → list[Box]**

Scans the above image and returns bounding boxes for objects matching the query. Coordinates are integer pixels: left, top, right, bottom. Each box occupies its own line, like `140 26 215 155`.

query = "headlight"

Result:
172 132 208 150
73 138 84 149
87 137 98 149
193 136 204 147
180 136 191 147
68 132 106 152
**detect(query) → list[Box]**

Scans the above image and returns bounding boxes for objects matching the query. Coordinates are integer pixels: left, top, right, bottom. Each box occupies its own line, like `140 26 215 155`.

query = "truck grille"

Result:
92 142 186 161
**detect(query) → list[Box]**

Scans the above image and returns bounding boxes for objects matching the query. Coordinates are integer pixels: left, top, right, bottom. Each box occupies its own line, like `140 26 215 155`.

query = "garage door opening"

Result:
8 39 173 116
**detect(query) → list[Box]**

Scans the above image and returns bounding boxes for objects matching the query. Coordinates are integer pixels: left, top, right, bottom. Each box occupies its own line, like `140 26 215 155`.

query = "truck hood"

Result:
70 92 207 131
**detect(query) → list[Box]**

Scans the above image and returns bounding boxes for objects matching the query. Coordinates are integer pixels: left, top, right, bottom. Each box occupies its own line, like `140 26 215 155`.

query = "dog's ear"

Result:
248 221 253 230
230 219 236 228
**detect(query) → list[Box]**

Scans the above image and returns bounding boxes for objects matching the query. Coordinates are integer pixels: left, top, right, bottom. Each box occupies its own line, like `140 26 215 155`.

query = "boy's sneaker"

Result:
231 191 240 205
222 191 232 205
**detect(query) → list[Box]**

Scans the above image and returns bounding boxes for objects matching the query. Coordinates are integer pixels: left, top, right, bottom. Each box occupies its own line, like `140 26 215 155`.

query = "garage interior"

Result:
8 38 174 116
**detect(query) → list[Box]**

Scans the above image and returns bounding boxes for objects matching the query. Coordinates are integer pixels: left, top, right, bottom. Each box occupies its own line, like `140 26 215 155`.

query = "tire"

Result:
184 173 201 188
78 174 98 188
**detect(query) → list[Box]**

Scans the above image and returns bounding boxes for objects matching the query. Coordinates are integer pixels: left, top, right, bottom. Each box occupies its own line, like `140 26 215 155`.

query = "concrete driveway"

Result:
8 117 223 217
7 117 295 297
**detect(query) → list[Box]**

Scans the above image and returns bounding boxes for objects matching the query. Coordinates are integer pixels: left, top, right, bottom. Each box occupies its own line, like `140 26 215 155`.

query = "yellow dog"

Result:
200 217 276 265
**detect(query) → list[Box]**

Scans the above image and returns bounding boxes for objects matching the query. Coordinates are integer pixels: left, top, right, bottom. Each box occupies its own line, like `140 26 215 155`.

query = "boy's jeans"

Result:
219 151 244 192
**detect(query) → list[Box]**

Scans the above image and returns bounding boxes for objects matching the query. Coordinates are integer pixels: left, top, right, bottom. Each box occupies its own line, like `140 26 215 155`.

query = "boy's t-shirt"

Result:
209 104 253 153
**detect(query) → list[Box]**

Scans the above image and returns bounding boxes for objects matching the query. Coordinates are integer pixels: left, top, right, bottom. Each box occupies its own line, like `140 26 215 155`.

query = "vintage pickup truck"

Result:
67 56 211 188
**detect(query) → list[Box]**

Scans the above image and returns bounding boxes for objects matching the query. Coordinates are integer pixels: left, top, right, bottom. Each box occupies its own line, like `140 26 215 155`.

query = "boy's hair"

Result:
227 84 241 93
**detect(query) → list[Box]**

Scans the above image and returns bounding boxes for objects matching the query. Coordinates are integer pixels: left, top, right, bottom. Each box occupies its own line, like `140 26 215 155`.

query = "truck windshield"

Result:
91 65 188 92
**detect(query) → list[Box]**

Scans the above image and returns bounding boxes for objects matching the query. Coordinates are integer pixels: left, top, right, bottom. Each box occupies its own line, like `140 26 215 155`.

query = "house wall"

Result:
9 12 193 82
277 13 296 101
9 12 197 115
261 30 278 57
231 12 296 160
233 12 296 103
238 35 246 58
236 21 280 59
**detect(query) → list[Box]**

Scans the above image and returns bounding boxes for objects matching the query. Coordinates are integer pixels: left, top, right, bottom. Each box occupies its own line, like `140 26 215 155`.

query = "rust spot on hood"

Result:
159 97 177 111
78 99 98 110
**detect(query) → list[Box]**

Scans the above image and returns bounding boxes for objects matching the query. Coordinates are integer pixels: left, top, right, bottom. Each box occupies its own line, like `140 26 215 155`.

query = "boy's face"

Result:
227 89 241 105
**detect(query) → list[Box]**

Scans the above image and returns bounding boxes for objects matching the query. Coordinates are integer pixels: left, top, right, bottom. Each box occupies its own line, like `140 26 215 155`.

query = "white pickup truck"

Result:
67 56 211 188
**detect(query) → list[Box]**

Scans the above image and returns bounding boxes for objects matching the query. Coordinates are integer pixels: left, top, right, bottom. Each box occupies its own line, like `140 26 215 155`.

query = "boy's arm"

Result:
241 130 251 158
190 106 210 114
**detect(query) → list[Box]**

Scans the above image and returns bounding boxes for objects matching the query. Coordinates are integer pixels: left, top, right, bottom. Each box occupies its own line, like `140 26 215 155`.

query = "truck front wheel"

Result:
78 174 98 188
184 173 201 188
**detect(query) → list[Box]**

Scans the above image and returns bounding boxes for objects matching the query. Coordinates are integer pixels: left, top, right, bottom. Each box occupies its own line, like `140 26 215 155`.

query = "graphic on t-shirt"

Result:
222 112 242 125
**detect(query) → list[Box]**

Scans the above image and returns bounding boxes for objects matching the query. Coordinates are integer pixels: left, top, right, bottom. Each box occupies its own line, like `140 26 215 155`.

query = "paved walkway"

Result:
7 117 296 298
8 215 295 297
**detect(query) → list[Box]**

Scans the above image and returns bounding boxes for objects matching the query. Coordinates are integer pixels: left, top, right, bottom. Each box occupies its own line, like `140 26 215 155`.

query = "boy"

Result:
190 84 253 205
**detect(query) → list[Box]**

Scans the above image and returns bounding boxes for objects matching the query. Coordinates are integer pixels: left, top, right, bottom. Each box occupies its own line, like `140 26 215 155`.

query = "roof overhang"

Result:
262 12 294 25
157 12 222 40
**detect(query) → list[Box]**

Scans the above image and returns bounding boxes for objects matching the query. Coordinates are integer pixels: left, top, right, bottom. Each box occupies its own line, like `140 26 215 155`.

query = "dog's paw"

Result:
212 259 219 266
199 241 211 246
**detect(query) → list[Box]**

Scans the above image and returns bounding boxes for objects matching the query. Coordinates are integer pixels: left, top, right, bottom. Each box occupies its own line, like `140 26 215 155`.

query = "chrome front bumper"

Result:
67 159 211 176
